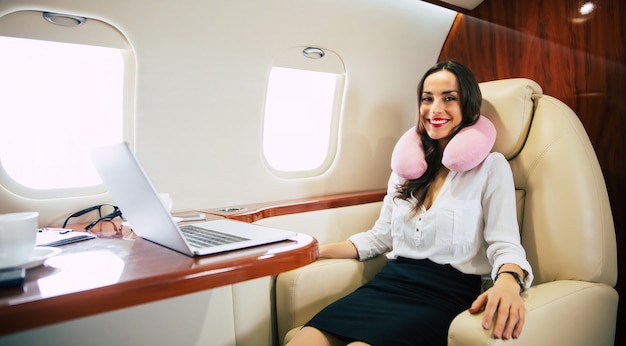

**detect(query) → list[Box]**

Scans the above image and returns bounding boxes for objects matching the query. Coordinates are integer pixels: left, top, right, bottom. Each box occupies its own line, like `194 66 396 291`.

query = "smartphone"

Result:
0 267 26 288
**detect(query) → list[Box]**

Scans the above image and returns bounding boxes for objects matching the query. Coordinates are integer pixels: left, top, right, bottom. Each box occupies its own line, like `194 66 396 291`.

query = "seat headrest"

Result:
479 78 543 159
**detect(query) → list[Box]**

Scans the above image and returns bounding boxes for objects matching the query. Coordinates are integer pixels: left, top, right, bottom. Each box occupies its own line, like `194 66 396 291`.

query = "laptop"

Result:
89 142 297 256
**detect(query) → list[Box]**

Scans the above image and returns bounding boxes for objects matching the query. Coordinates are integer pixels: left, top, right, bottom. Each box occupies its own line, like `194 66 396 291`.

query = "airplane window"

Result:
264 67 337 172
0 10 132 197
263 48 345 177
0 36 124 190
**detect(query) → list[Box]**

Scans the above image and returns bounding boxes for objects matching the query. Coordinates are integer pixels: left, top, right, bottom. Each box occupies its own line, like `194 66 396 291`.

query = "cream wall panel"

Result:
232 277 275 346
0 286 236 346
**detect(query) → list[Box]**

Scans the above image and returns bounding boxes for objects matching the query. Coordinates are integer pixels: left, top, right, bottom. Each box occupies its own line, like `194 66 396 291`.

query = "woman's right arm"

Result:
319 172 399 260
319 240 359 258
319 173 399 260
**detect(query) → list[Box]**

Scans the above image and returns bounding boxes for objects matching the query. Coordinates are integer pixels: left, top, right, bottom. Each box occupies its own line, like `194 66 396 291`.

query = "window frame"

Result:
0 10 135 198
262 47 345 178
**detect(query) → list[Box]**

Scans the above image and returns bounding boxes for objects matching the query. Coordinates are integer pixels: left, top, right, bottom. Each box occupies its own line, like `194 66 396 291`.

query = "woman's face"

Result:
419 70 463 141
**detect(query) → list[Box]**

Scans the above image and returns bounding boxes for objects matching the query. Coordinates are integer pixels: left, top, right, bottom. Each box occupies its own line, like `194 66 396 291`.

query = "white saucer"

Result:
0 247 62 270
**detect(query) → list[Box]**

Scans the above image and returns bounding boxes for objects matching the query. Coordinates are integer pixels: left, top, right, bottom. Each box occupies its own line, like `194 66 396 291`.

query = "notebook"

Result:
89 142 297 256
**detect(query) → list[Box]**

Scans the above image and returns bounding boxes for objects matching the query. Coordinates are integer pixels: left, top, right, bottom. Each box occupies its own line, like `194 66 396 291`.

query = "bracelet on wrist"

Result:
495 270 525 294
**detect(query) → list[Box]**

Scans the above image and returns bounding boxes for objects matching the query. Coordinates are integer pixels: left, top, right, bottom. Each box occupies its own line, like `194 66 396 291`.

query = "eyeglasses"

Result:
62 204 124 231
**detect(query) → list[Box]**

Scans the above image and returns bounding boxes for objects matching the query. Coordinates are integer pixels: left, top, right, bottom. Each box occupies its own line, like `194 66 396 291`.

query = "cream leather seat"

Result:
275 78 618 345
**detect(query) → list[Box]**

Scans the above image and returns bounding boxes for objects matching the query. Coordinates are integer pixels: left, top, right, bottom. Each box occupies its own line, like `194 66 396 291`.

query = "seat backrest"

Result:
479 78 617 286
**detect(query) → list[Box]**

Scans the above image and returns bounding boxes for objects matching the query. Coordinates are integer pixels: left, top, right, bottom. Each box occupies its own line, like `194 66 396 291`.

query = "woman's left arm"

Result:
471 154 533 339
469 263 527 339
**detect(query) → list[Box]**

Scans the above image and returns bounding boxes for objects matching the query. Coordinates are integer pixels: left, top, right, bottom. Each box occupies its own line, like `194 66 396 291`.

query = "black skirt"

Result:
305 257 482 346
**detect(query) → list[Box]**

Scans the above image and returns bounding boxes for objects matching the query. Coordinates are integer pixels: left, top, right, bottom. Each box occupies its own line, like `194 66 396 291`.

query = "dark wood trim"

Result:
203 190 387 223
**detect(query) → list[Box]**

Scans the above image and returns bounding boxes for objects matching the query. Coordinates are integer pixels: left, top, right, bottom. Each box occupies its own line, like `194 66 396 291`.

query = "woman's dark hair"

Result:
395 61 482 208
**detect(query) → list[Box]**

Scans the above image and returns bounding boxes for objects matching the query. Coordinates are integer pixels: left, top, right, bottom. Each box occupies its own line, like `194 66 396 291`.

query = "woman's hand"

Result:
468 271 526 339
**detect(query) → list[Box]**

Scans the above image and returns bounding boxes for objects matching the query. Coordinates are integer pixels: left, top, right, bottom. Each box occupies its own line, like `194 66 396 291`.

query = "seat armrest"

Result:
275 256 387 345
448 280 618 346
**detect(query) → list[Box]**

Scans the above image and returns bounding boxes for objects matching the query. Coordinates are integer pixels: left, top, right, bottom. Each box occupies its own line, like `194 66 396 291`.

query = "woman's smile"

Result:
419 69 462 140
428 117 451 127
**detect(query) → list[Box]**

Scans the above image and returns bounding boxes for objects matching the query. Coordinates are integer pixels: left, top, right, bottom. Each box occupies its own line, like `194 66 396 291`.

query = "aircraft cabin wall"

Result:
0 0 457 226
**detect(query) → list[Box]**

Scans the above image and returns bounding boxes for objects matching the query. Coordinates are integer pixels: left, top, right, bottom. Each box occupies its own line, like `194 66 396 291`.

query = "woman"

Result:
286 61 533 346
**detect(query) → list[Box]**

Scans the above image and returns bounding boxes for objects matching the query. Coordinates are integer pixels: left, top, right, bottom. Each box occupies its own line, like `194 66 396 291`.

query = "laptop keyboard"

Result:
180 225 249 248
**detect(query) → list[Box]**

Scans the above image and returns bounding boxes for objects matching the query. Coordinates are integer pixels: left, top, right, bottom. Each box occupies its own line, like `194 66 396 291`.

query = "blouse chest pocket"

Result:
391 199 415 239
435 200 481 246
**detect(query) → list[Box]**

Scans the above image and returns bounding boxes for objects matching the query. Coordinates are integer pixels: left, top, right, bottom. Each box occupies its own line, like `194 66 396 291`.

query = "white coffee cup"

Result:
0 211 39 268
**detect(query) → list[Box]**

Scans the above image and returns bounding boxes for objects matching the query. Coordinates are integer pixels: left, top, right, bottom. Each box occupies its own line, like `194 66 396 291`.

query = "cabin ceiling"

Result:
440 0 484 10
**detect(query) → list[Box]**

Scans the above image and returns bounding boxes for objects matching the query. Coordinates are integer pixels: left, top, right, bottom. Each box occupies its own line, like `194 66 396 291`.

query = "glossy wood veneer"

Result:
0 220 317 336
204 190 387 223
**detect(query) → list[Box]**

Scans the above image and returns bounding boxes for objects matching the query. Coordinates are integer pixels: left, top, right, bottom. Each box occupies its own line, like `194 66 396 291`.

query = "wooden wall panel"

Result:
438 0 625 343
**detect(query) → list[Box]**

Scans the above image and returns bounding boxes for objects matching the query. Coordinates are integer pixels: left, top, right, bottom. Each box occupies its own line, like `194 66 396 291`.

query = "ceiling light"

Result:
579 2 595 15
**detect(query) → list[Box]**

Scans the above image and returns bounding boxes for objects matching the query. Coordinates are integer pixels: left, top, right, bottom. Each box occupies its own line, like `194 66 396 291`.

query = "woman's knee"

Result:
286 326 347 346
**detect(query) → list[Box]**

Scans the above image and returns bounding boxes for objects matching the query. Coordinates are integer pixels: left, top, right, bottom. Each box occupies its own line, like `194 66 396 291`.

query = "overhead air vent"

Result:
42 12 86 27
302 47 325 59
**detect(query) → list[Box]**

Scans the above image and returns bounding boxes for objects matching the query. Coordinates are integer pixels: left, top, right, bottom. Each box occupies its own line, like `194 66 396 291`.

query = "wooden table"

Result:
0 218 318 336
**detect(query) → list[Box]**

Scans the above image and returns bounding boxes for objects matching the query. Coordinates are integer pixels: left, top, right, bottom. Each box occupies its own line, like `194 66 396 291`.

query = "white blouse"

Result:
349 152 533 288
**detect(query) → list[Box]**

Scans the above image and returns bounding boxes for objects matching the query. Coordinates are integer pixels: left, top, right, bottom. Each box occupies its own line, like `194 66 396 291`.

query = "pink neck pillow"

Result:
391 115 497 180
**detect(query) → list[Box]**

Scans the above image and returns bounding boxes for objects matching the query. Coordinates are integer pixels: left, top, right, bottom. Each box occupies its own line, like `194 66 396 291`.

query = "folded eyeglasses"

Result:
62 204 124 231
